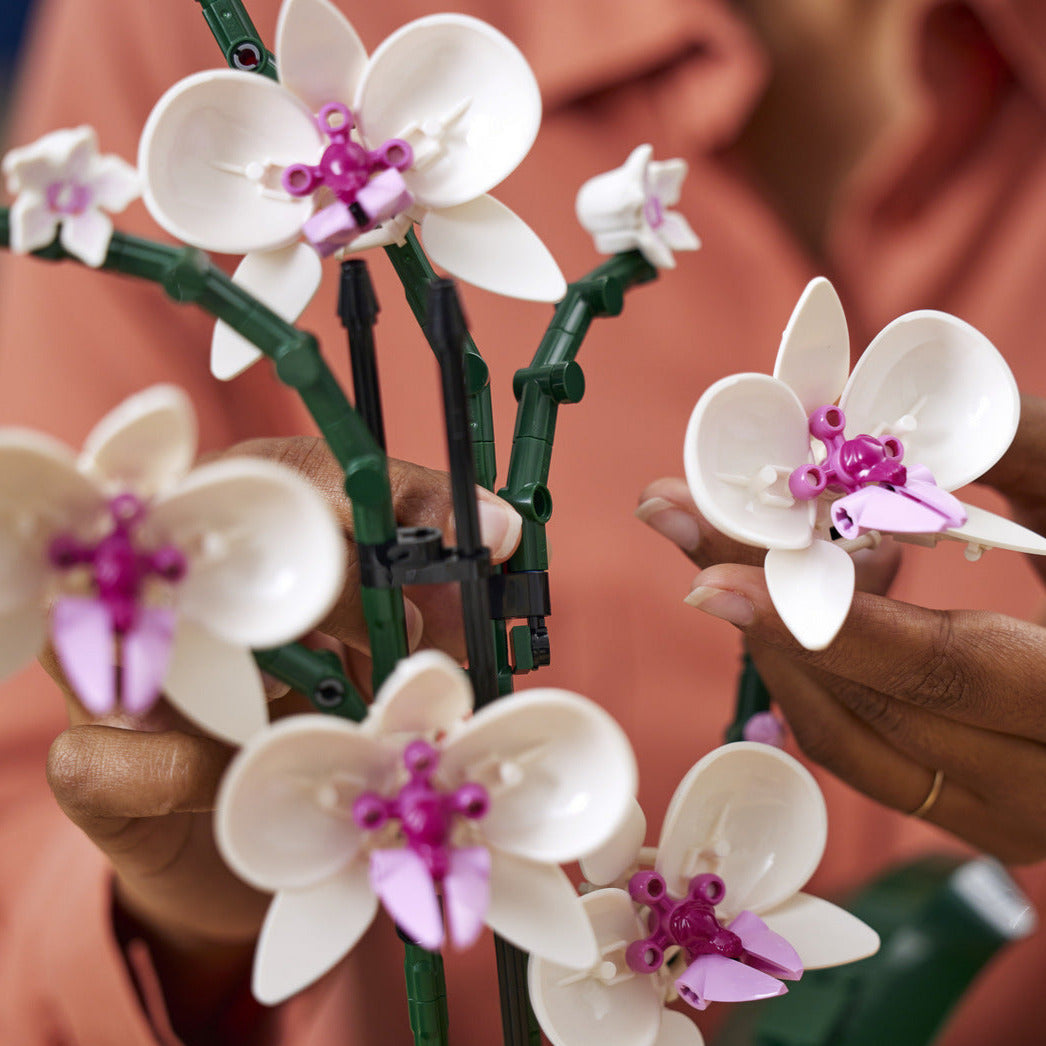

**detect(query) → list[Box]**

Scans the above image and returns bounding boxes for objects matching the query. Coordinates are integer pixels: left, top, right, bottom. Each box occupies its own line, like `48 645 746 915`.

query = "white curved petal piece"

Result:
59 207 113 267
253 866 379 1004
945 502 1046 556
9 192 58 254
421 196 566 302
653 1011 705 1046
211 245 322 380
0 431 106 591
345 211 413 252
656 743 827 918
139 70 321 253
442 689 637 864
486 851 599 968
79 384 196 497
163 617 267 745
529 888 663 1046
773 278 850 414
367 650 473 738
764 540 856 651
216 715 394 891
358 15 541 208
684 374 815 550
276 0 369 113
150 457 346 648
580 797 647 886
88 153 141 211
841 311 1019 490
576 144 648 239
0 603 47 680
760 892 880 970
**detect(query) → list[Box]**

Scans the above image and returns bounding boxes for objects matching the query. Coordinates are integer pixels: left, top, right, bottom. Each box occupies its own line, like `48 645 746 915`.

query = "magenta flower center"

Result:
45 180 92 216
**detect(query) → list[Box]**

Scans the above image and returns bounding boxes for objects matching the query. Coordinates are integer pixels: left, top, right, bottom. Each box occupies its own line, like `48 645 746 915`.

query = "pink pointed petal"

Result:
684 374 815 551
759 893 880 970
216 715 390 891
831 487 953 540
773 278 850 414
579 797 647 887
657 211 700 253
728 909 802 979
253 866 379 1004
486 851 599 968
149 457 346 649
60 208 113 267
139 70 321 254
675 954 787 1010
120 606 175 715
52 596 115 715
945 502 1046 556
163 618 267 745
358 16 541 208
765 541 855 651
80 384 196 497
276 0 369 113
444 846 491 949
366 650 473 738
654 1012 705 1046
656 743 826 917
421 197 566 302
441 689 637 864
529 891 663 1046
9 192 58 254
841 311 1019 490
88 154 141 211
900 479 966 527
211 245 322 380
0 604 47 681
369 848 444 951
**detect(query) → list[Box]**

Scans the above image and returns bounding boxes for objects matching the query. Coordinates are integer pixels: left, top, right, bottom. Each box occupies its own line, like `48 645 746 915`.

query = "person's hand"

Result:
42 441 522 1038
636 395 1046 865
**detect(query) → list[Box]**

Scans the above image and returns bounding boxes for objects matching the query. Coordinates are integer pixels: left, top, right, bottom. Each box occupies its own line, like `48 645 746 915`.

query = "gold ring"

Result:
910 768 945 819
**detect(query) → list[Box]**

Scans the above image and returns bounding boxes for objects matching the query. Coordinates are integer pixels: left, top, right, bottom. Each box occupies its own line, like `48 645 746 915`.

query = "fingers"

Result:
687 562 1046 742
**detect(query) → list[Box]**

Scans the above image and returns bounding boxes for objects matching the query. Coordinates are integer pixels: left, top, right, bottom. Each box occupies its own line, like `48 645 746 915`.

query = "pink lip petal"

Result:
443 846 491 950
120 606 176 715
52 595 116 716
369 847 444 951
675 953 788 1011
727 909 803 980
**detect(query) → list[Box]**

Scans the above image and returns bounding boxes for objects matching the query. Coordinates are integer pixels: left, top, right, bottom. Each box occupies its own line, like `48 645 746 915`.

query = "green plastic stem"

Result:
253 644 367 722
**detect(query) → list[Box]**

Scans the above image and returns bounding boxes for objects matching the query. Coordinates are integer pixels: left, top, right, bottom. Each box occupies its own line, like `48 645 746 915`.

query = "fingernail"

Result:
684 585 754 627
404 599 424 652
635 497 701 552
477 497 523 562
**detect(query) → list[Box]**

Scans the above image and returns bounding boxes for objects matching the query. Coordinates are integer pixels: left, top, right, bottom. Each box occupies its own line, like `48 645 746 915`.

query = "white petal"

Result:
367 650 473 738
656 743 827 918
646 157 688 208
657 211 701 253
0 604 47 681
216 715 393 890
764 541 855 651
683 374 815 550
79 384 196 497
773 278 850 415
9 192 58 254
654 1012 705 1046
576 144 649 243
253 868 379 1004
211 245 322 380
487 851 599 968
59 208 113 267
3 126 96 191
149 457 346 648
841 311 1018 490
358 16 541 208
421 196 566 302
163 618 268 745
579 797 647 886
139 70 321 254
529 888 663 1046
945 502 1046 556
441 689 637 864
759 893 880 969
276 0 369 113
86 153 141 211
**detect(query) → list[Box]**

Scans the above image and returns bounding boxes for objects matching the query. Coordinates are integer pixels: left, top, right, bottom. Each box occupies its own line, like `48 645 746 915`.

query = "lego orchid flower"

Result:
529 743 880 1046
576 144 700 269
216 650 638 1004
684 277 1046 649
139 0 566 380
0 385 345 744
3 126 139 267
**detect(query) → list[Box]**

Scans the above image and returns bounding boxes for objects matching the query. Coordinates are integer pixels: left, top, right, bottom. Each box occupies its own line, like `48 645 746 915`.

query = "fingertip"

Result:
635 495 702 552
404 598 425 652
476 493 523 562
